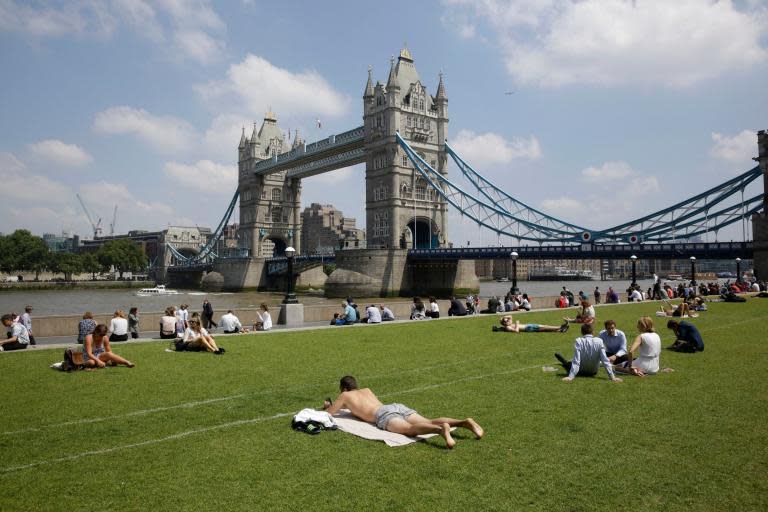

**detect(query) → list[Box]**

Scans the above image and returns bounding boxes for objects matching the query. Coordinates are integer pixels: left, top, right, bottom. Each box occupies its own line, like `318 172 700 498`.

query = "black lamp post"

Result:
735 258 741 283
282 246 298 304
510 251 519 295
630 255 637 288
690 256 697 286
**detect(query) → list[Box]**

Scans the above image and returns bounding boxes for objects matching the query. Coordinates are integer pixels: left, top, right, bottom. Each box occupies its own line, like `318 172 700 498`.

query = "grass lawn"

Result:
1 299 766 511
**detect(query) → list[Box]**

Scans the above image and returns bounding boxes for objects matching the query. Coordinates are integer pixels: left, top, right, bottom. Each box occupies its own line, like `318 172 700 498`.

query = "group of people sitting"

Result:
331 298 396 325
160 304 272 340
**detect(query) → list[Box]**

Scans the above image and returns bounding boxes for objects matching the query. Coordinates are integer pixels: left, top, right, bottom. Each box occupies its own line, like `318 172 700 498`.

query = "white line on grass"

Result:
1 364 541 473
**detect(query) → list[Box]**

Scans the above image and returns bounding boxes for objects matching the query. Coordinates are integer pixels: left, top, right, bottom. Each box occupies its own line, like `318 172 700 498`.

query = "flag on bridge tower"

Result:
316 119 322 129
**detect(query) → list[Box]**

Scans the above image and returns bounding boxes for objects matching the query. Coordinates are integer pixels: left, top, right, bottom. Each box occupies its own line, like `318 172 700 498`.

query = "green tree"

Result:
49 252 83 281
79 252 101 280
0 230 50 279
97 239 147 279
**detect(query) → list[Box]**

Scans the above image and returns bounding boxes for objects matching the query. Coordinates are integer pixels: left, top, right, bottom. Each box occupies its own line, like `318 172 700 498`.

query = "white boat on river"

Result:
135 285 180 297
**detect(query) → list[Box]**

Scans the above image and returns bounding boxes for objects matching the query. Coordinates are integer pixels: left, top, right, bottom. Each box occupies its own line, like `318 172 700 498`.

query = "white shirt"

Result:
380 307 394 320
109 317 128 336
183 326 208 341
430 302 439 313
10 322 30 344
630 290 643 302
21 312 32 332
567 335 615 379
366 306 382 323
520 298 531 310
257 311 272 330
220 312 242 332
633 332 661 374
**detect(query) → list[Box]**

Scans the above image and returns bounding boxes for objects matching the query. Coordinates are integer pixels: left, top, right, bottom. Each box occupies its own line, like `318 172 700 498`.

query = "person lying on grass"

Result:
322 375 484 449
614 316 673 377
183 318 224 354
563 300 596 325
554 323 622 383
492 315 569 333
83 324 135 369
658 299 697 318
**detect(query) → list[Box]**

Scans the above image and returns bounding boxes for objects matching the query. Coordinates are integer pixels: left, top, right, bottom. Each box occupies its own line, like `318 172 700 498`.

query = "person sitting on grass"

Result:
77 311 96 344
182 318 224 354
160 307 178 339
492 315 569 333
563 300 595 325
253 303 272 331
108 309 129 342
659 299 697 318
220 310 248 334
1 313 30 351
83 324 135 368
364 304 382 324
606 287 620 304
323 375 484 449
426 297 440 319
598 319 629 364
410 297 428 320
448 296 467 317
614 316 671 377
555 323 622 383
666 319 704 352
379 305 395 321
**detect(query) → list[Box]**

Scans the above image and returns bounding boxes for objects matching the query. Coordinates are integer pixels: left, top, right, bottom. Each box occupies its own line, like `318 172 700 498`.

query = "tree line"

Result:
0 230 148 280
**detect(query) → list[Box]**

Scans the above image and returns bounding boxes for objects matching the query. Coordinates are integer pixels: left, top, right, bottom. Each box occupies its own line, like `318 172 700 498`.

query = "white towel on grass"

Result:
333 409 449 447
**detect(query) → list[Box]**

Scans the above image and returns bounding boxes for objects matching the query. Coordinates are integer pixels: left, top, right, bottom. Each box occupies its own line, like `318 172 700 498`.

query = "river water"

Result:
0 278 670 316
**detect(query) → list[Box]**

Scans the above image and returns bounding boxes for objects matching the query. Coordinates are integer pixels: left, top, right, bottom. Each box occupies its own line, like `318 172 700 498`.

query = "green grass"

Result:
1 300 766 511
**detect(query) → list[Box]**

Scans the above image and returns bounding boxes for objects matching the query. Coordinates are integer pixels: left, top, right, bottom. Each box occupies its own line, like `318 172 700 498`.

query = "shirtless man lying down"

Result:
323 375 484 449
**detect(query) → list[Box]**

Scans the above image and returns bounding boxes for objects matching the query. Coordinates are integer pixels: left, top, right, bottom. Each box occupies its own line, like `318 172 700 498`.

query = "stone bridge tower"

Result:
363 48 449 250
237 111 303 257
752 129 768 279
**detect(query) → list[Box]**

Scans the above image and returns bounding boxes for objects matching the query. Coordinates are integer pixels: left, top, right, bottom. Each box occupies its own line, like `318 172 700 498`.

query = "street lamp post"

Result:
282 246 298 304
735 257 741 283
510 251 519 295
690 256 697 287
630 255 638 288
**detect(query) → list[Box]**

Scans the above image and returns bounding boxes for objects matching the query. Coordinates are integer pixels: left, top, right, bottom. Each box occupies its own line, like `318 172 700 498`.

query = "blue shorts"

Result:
374 403 417 430
524 324 540 332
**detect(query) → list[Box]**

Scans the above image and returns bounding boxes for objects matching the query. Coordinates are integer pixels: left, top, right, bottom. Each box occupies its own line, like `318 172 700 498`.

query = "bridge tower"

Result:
363 48 449 249
237 111 303 258
752 129 768 279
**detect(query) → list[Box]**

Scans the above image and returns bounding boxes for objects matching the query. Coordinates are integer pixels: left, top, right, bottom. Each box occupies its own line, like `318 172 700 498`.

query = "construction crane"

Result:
76 193 103 238
109 205 118 236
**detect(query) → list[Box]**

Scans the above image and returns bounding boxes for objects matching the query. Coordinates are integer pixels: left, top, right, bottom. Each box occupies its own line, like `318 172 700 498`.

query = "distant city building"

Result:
42 231 80 253
300 203 366 254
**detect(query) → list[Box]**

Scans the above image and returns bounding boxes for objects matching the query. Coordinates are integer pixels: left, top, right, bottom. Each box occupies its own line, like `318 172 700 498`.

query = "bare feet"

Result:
466 418 484 439
442 423 456 449
126 361 135 368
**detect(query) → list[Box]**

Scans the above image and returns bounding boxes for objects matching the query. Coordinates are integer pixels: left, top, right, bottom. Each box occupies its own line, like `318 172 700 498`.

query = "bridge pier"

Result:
752 129 768 279
324 249 478 298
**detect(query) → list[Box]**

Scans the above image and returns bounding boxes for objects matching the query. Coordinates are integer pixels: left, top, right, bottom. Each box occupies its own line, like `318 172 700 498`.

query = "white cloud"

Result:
628 175 660 195
196 54 350 119
93 106 196 154
450 129 541 168
163 160 236 193
79 181 176 233
539 197 582 218
202 114 250 162
581 161 633 183
0 0 225 64
444 0 768 87
27 139 93 167
711 130 757 163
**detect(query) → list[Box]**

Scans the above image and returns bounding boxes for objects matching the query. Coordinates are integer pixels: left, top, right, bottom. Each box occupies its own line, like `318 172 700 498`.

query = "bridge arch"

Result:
402 216 440 249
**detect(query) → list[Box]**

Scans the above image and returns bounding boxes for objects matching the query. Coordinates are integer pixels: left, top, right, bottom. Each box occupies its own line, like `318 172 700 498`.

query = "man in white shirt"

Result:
379 305 395 321
629 287 643 302
365 304 382 324
597 319 629 364
220 310 247 333
555 323 622 382
1 314 30 351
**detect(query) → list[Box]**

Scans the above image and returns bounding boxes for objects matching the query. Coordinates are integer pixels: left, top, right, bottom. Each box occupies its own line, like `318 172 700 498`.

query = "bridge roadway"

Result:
252 126 365 179
407 241 753 260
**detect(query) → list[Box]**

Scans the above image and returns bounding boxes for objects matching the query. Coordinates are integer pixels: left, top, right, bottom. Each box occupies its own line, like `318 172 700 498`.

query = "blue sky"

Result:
1 0 766 245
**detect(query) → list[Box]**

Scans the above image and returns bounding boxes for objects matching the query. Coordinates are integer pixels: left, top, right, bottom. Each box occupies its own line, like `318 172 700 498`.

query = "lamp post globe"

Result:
282 246 298 304
510 251 519 295
690 256 697 286
630 255 638 288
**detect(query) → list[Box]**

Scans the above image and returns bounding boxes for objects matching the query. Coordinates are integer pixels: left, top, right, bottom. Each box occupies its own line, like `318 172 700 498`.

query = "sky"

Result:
1 0 767 246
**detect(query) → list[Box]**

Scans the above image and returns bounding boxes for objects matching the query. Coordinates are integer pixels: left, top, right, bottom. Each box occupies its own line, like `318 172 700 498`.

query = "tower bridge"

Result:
166 47 768 296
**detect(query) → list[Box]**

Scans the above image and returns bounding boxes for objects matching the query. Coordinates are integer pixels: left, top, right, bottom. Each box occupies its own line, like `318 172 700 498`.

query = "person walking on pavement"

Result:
202 299 217 330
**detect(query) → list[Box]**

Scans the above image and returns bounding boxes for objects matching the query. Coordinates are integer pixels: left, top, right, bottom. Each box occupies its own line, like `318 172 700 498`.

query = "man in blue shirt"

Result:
597 320 629 364
555 323 622 383
667 320 704 352
342 302 357 325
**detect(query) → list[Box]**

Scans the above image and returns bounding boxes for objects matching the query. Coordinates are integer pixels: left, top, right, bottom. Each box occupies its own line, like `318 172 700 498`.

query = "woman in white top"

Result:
183 318 222 353
624 316 663 376
108 310 129 342
254 303 272 331
563 300 595 325
426 297 440 319
159 307 177 339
